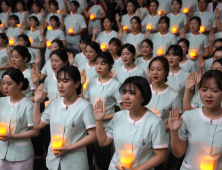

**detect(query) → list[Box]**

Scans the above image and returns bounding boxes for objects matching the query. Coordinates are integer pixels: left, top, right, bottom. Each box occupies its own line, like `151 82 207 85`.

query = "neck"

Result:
180 54 188 63
143 54 152 60
89 60 95 67
151 12 157 16
172 11 180 15
18 65 28 73
10 92 25 103
71 11 77 14
12 25 17 29
34 12 39 15
19 10 24 14
99 74 112 82
112 53 119 60
0 44 7 50
132 30 140 35
170 65 181 73
130 106 147 121
128 12 134 16
32 27 37 31
52 11 57 14
105 29 112 33
199 9 206 13
52 27 58 31
63 93 79 106
203 106 222 120
124 62 136 70
160 30 168 35
152 81 168 91
192 31 200 36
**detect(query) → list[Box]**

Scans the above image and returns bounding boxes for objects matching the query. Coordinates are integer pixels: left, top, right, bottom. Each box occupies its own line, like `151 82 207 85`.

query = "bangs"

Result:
119 82 136 94
95 56 109 64
57 70 71 81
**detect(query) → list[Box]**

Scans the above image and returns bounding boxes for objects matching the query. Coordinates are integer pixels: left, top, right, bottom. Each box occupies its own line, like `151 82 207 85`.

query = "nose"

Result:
206 90 213 97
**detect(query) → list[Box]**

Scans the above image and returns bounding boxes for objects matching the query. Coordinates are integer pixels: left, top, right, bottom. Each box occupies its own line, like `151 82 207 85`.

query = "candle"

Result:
51 135 63 154
17 22 21 27
120 150 133 169
90 14 95 21
9 37 15 46
31 27 33 30
172 26 177 34
189 50 196 59
199 26 205 33
0 22 4 28
0 122 6 139
157 48 164 56
101 43 107 51
47 41 51 48
200 155 214 170
183 8 189 14
47 25 52 30
29 37 33 44
83 81 89 92
44 101 50 107
57 10 60 13
146 24 152 30
158 10 163 15
68 28 73 34
123 26 129 31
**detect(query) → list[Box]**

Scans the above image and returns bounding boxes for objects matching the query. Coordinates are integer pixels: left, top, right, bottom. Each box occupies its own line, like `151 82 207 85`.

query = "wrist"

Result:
170 130 179 134
96 120 103 123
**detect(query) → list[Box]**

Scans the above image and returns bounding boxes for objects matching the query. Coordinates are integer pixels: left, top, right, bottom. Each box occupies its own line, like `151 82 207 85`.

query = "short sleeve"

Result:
172 94 183 113
83 104 96 129
190 92 199 108
212 14 216 27
60 31 66 40
43 77 49 93
30 51 35 64
83 80 92 99
204 36 209 47
26 103 34 127
178 112 188 141
41 64 47 75
113 83 122 103
105 116 115 139
80 16 87 28
41 102 51 124
152 119 169 149
78 63 84 73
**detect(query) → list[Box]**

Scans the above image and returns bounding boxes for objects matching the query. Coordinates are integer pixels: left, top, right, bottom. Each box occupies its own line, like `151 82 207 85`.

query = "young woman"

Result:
209 38 222 57
135 0 150 22
84 52 125 170
11 46 35 100
134 39 153 72
83 0 106 35
119 16 145 55
0 68 39 170
141 0 160 35
181 16 209 59
44 15 66 62
45 0 61 27
113 44 146 84
157 0 172 15
170 70 222 170
92 16 118 51
181 0 198 13
165 45 190 98
167 0 189 40
0 0 10 33
33 66 97 170
146 57 182 143
178 38 197 73
146 16 177 57
78 41 100 80
94 76 168 170
0 33 12 80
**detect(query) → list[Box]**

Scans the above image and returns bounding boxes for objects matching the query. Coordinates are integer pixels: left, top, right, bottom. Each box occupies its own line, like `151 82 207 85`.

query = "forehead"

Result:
86 45 94 51
12 50 20 55
122 48 130 53
212 62 222 67
151 60 163 67
3 75 13 82
57 71 70 79
214 51 222 56
214 42 222 47
201 78 219 88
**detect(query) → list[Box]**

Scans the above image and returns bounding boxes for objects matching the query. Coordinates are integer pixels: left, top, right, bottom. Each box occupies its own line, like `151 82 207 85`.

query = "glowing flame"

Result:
158 10 163 15
0 122 6 139
47 25 52 30
146 24 152 30
101 43 107 51
47 41 51 48
120 150 133 169
51 135 63 154
83 81 89 92
44 101 50 107
68 28 73 34
90 14 95 21
29 37 33 44
189 50 196 59
200 155 214 170
57 10 60 13
157 48 164 56
199 26 205 33
183 8 189 14
172 26 177 34
9 37 15 46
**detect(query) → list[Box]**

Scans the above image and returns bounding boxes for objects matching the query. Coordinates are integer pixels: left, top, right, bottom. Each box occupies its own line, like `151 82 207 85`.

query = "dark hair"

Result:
127 0 136 11
12 46 31 63
86 41 102 53
166 45 183 61
149 57 169 82
2 68 29 90
16 0 26 11
177 38 190 54
150 0 159 7
212 46 222 59
70 0 80 7
49 0 59 10
80 35 92 44
213 38 222 46
50 49 69 63
57 66 81 95
32 1 43 12
0 33 9 44
190 16 201 27
9 15 20 24
18 34 31 47
51 39 64 49
197 0 208 3
212 58 222 67
172 0 182 5
119 76 152 106
199 70 222 91
141 39 153 49
29 16 40 26
95 52 114 70
1 0 10 7
50 15 60 27
130 16 141 29
104 16 115 23
120 44 136 62
109 38 122 56
158 16 170 28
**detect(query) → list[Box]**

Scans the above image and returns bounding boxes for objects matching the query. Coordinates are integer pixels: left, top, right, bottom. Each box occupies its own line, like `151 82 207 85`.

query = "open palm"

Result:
169 107 183 132
94 99 106 121
34 84 44 103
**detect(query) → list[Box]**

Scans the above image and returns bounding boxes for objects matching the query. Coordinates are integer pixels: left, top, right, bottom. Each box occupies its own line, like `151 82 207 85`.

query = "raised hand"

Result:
115 13 120 22
83 1 86 9
80 69 86 85
179 29 186 39
7 7 11 14
215 8 220 19
6 44 11 55
169 107 183 132
67 52 74 65
208 30 215 42
188 6 194 18
24 10 29 18
31 68 40 84
137 8 142 17
94 99 106 121
63 0 67 4
35 53 41 64
60 8 65 17
185 72 195 90
195 68 203 84
93 25 98 35
145 28 151 39
118 28 123 38
41 8 45 17
34 83 44 103
196 55 205 70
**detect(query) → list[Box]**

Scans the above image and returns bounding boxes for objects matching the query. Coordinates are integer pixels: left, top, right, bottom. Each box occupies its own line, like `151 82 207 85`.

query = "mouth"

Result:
97 71 101 74
153 76 158 80
206 100 213 104
169 61 173 64
52 67 56 71
59 90 65 93
5 91 8 94
123 60 128 62
124 102 131 107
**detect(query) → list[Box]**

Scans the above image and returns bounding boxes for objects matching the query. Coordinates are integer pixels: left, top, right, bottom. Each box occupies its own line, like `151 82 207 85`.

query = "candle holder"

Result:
172 26 177 34
146 24 152 30
17 22 21 27
51 135 63 154
0 122 6 139
120 150 133 169
158 10 163 15
29 37 33 45
183 8 189 14
90 14 95 21
9 37 15 46
189 50 196 59
157 48 164 56
101 43 107 52
68 28 73 34
200 155 213 170
44 101 50 108
0 22 4 28
199 26 205 33
47 41 51 48
47 25 52 30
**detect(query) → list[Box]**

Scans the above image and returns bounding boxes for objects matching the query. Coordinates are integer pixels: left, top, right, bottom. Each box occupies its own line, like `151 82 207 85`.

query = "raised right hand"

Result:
208 30 215 42
35 53 41 64
115 13 120 22
67 52 74 65
94 99 106 121
34 83 44 103
93 25 98 35
80 69 86 85
185 72 195 90
31 68 40 84
169 107 183 132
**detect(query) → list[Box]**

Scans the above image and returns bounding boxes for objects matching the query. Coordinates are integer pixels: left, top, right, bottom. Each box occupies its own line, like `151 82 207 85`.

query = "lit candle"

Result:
199 26 205 33
123 26 129 33
47 41 51 48
68 28 73 34
0 22 4 28
31 27 33 30
146 24 152 30
17 22 21 27
158 10 163 15
57 10 60 13
51 135 63 154
90 14 95 21
183 8 189 14
9 37 15 46
101 43 107 52
120 150 133 169
83 81 89 92
157 48 164 56
172 26 177 34
189 50 196 59
47 25 52 30
200 155 214 170
0 122 6 139
29 37 33 44
44 101 50 107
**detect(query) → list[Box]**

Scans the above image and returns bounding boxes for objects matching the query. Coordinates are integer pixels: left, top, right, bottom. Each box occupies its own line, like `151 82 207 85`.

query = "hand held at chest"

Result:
0 122 6 139
51 135 63 154
200 155 214 170
120 150 133 169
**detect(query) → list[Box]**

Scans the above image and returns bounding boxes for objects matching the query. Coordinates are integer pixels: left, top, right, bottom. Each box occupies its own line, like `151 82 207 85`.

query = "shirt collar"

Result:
127 14 136 18
142 57 153 63
8 96 27 107
82 52 86 58
199 108 222 124
87 62 95 69
53 73 57 80
104 30 113 35
114 57 121 62
171 13 181 17
22 68 28 74
158 32 169 37
0 48 6 52
198 10 207 14
96 77 113 85
179 59 189 66
149 14 158 18
61 97 81 109
130 33 141 37
169 69 183 76
127 110 149 125
122 65 138 73
150 84 170 95
190 32 201 37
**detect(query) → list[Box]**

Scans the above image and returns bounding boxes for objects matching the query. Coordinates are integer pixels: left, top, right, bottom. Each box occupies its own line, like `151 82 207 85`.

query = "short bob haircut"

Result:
80 35 92 44
120 44 136 62
86 41 102 53
172 0 182 5
57 66 81 95
0 33 9 44
140 39 153 49
29 16 40 26
212 46 222 59
130 16 141 29
199 70 222 91
95 52 114 70
18 34 31 47
70 0 80 7
109 38 122 56
9 15 20 24
51 39 64 49
149 57 169 82
212 58 222 67
177 38 190 54
49 0 59 10
213 38 222 46
50 49 69 64
158 16 170 29
166 45 183 61
150 0 159 7
12 46 31 63
50 15 60 27
190 16 201 27
119 76 152 106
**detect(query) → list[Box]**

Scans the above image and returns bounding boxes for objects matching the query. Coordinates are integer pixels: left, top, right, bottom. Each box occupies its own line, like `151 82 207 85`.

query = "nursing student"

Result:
181 0 198 13
136 0 150 22
170 70 222 170
119 16 145 56
44 15 66 62
178 38 197 73
0 33 12 81
0 68 39 170
45 1 61 27
94 76 168 170
63 1 86 52
141 0 160 36
33 65 97 170
165 45 190 98
134 39 153 72
64 0 87 14
146 16 177 58
0 0 11 33
84 52 125 170
92 16 118 51
113 44 146 84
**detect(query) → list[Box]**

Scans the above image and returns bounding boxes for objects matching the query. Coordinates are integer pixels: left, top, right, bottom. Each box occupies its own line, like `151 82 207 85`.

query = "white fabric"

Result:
0 157 34 170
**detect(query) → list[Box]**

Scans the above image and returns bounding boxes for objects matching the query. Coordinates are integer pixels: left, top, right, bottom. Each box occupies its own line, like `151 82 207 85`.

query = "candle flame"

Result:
68 28 73 34
29 37 33 44
90 14 95 21
0 122 6 139
199 26 205 33
83 81 89 92
200 155 214 170
158 10 163 15
146 24 152 30
183 8 189 14
0 22 4 27
57 10 60 13
189 50 196 59
101 43 107 51
172 26 177 34
157 48 164 56
123 26 129 31
47 41 51 48
47 25 52 30
9 37 15 46
17 22 21 27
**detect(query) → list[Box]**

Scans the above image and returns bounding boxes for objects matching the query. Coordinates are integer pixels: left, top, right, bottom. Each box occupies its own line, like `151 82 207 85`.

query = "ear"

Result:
23 57 28 63
75 81 80 89
18 82 23 89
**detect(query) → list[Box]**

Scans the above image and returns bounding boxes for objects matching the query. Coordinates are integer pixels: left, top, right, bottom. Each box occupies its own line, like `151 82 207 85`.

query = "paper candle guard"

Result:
172 26 177 34
158 10 163 15
101 43 107 51
146 24 152 30
189 50 196 59
183 8 188 14
120 150 133 169
200 155 213 170
199 26 205 33
47 26 52 30
157 48 164 56
9 37 15 46
83 81 89 92
68 28 73 34
123 26 129 31
0 122 6 139
47 41 51 48
51 135 63 154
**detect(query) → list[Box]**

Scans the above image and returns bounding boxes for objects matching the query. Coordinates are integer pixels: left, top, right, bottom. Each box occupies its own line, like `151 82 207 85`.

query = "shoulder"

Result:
115 65 123 71
112 30 118 35
200 33 208 40
136 66 144 73
182 108 200 122
23 97 34 107
167 87 180 97
139 33 145 38
181 69 190 76
168 32 176 38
